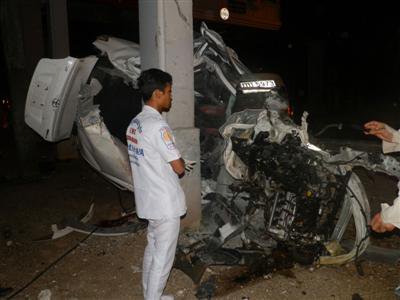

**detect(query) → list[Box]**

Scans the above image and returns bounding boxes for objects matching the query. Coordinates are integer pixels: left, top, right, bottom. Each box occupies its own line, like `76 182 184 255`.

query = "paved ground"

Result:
1 128 400 299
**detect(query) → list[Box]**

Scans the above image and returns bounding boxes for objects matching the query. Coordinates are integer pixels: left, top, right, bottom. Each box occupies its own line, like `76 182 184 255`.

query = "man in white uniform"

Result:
364 120 400 297
127 69 186 300
364 120 400 233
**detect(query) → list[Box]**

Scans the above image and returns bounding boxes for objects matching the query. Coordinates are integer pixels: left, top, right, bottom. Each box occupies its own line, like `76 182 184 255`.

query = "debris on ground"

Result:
37 289 52 300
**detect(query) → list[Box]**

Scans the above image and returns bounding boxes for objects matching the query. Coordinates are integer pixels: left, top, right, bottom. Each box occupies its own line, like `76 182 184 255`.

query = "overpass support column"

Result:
138 0 201 228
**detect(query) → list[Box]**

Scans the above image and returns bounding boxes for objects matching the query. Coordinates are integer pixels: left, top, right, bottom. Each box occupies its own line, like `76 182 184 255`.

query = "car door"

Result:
25 56 98 142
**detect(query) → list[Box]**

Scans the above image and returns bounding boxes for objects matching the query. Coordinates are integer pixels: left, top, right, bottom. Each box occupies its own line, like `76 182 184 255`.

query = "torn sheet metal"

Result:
92 36 141 86
77 107 133 191
327 146 400 178
26 22 285 194
176 104 400 292
220 108 371 264
23 20 400 296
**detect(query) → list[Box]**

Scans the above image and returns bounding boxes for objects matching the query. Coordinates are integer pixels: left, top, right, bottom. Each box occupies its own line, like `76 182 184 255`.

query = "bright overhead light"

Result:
220 7 229 20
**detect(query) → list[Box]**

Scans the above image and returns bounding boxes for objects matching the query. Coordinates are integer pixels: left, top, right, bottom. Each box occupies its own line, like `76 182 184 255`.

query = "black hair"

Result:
137 68 172 102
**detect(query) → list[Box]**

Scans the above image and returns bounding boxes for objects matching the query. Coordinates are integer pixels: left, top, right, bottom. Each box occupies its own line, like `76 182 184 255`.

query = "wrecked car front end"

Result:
24 22 254 192
23 21 400 298
175 103 400 297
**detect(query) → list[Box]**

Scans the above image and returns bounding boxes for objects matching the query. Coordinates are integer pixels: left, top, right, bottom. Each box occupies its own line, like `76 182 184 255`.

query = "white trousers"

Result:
142 217 180 300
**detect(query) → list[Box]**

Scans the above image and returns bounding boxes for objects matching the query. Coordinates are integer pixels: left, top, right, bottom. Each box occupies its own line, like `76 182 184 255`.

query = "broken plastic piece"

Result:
34 204 145 241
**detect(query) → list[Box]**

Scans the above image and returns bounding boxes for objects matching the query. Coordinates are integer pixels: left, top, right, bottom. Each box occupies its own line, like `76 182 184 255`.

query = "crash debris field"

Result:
1 157 400 299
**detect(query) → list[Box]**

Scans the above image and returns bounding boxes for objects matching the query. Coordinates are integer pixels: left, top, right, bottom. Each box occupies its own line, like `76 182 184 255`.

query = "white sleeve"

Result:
382 125 400 153
151 122 181 163
381 198 400 229
380 180 400 228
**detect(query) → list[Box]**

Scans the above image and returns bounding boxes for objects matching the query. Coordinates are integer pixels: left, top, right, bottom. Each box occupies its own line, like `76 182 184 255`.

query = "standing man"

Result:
364 119 400 297
127 68 186 300
364 120 399 233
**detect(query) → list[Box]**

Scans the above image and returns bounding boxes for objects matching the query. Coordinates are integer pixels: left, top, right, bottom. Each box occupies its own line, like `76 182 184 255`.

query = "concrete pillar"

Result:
138 0 201 228
49 0 70 58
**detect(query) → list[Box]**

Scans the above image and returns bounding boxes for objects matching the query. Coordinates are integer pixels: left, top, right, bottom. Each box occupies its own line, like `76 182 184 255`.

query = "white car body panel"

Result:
23 22 253 191
25 56 98 142
77 107 133 191
92 37 141 85
25 57 80 141
24 54 133 190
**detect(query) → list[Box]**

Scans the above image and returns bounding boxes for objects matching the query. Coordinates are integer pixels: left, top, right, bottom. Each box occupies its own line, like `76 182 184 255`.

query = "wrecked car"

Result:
23 22 400 297
24 22 267 190
176 106 400 297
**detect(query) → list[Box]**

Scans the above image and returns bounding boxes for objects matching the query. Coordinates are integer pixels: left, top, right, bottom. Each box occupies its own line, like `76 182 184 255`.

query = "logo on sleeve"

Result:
132 119 142 133
160 126 176 150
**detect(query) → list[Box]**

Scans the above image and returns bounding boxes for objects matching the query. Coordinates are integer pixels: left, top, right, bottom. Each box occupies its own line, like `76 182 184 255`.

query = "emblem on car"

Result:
51 98 60 108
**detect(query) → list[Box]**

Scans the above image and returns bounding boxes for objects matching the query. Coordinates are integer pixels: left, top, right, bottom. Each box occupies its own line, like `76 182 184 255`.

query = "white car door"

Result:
25 56 98 142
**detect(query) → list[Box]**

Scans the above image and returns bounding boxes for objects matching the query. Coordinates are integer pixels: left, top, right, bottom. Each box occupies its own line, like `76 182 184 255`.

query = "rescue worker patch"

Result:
160 126 176 150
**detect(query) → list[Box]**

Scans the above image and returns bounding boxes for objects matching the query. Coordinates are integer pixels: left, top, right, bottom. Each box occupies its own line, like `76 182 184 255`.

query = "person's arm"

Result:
364 120 400 153
371 192 400 233
364 120 393 142
370 212 396 233
170 158 185 178
152 123 186 177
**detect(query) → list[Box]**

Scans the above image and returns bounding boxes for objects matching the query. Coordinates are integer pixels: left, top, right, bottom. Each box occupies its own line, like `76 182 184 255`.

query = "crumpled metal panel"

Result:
184 105 400 286
77 107 133 191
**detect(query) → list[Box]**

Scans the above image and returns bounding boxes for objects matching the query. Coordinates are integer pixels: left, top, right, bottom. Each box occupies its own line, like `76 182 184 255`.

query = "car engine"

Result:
231 132 348 256
175 104 400 298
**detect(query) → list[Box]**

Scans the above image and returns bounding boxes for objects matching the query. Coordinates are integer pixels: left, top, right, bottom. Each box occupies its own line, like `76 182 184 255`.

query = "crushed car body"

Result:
24 22 255 191
23 22 400 297
175 107 400 297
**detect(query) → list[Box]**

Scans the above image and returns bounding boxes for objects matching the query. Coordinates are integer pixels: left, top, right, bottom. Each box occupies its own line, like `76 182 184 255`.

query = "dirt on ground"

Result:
1 153 400 299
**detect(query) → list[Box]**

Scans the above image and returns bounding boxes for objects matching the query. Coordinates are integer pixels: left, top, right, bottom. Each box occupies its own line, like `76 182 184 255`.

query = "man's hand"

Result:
364 120 393 142
170 158 185 177
370 212 396 233
183 159 196 174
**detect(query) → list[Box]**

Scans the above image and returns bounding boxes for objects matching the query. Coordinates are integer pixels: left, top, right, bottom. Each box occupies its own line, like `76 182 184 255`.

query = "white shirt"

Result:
380 124 400 227
382 124 400 154
126 105 186 219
